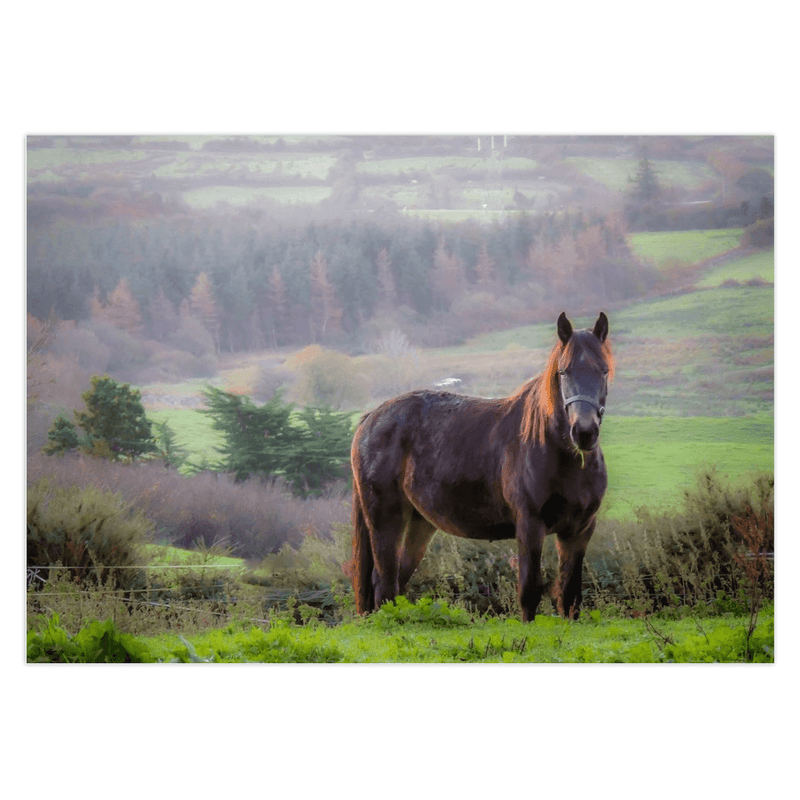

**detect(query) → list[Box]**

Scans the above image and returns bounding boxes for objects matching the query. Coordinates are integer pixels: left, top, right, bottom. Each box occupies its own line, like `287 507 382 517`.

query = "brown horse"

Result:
350 312 614 621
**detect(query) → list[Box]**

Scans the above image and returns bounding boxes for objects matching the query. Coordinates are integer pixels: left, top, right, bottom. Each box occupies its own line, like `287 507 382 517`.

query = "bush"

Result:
586 469 774 615
27 481 152 592
288 345 367 409
27 453 350 562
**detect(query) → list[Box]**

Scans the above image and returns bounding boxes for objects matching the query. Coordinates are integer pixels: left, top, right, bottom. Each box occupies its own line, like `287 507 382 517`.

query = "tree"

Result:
201 386 354 496
189 272 221 352
309 250 342 342
629 147 660 201
148 288 179 342
266 265 289 348
43 413 80 455
375 247 397 308
290 345 367 410
90 278 143 335
74 375 158 460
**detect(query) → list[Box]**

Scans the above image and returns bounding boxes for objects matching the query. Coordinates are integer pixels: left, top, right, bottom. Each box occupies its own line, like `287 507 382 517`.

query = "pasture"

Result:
627 228 743 267
146 243 774 523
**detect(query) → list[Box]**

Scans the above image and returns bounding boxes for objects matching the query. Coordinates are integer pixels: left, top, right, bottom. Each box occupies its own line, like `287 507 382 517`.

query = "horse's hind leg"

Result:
398 512 436 595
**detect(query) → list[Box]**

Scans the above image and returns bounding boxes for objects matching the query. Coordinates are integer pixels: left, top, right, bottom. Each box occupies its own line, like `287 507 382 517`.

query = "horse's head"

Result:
555 312 611 453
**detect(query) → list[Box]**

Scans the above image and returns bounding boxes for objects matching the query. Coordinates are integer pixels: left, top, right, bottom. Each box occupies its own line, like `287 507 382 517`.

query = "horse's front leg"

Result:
516 516 547 622
555 519 596 619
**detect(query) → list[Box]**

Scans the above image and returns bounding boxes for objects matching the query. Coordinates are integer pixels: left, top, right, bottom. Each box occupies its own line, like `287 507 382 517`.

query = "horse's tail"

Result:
351 489 375 614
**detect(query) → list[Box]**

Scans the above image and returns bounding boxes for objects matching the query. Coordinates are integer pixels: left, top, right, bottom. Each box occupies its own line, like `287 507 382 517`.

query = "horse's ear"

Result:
557 312 573 344
593 312 609 343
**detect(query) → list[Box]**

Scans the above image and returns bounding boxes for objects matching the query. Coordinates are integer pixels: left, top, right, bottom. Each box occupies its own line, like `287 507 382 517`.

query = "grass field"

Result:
566 157 716 193
697 249 774 287
130 604 772 663
627 229 743 267
142 242 773 522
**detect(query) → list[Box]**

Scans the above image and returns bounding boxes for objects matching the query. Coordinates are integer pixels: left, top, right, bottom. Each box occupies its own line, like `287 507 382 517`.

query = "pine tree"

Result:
43 375 158 460
629 147 660 201
201 386 353 496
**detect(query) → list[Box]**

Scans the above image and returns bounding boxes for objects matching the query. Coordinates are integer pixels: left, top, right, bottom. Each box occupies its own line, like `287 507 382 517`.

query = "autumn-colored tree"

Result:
309 250 342 342
189 272 220 351
91 277 143 335
475 242 496 285
708 149 748 204
290 345 367 410
431 238 466 309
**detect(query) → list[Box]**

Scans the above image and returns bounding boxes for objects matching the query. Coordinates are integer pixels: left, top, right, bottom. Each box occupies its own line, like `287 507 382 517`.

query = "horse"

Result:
350 311 614 621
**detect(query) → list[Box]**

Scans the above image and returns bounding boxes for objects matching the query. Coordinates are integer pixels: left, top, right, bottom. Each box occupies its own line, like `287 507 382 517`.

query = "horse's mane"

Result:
507 333 615 445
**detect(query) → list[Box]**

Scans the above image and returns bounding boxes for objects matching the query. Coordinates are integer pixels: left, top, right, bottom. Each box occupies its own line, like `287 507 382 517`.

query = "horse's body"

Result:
350 312 613 621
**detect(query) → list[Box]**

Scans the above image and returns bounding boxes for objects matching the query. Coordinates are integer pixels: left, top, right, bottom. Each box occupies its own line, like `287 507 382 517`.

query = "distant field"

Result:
697 249 774 287
355 155 539 175
181 185 332 209
601 413 772 520
566 157 716 192
147 406 772 523
628 229 743 267
141 240 772 521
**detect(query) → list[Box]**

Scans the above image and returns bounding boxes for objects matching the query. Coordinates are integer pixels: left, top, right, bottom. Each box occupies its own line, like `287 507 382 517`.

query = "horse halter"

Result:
562 393 605 420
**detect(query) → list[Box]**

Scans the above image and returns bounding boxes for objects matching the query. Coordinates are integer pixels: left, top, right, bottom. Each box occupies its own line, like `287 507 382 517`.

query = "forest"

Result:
27 134 773 366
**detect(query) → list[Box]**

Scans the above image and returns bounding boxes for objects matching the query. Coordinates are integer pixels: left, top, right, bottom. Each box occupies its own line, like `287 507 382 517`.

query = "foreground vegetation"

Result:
28 600 774 664
27 463 773 663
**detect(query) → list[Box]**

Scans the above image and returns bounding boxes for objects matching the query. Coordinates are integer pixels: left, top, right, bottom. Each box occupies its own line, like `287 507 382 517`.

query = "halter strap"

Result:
563 394 605 416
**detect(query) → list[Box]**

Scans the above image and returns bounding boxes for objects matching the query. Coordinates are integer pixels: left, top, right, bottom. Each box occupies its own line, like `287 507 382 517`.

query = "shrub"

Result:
587 469 774 615
288 345 367 409
27 452 350 562
27 480 152 592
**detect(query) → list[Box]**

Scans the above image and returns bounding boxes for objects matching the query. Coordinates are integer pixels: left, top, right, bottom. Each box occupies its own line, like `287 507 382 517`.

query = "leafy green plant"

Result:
367 596 472 629
27 613 154 663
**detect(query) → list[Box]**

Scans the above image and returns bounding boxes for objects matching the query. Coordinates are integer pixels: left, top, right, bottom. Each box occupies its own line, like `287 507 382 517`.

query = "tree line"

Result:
28 209 649 353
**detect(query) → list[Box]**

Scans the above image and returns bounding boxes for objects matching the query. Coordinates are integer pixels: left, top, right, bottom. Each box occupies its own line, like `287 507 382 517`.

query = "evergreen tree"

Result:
629 147 660 201
74 375 157 460
201 386 353 497
43 413 80 455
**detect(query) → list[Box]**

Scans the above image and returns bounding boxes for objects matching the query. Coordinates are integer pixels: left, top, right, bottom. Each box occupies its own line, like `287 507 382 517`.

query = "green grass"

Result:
134 603 773 663
148 408 224 466
567 157 716 193
613 284 773 339
181 185 332 209
143 247 773 521
697 249 774 287
628 229 744 267
601 414 772 520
